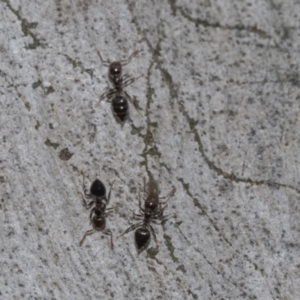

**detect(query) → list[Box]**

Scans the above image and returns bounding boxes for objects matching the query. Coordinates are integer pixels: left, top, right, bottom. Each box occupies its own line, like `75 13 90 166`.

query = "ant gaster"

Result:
79 172 118 249
96 50 142 123
118 178 176 253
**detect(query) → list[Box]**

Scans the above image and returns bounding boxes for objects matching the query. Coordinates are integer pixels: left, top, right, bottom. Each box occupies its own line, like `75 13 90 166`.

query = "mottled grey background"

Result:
1 0 300 299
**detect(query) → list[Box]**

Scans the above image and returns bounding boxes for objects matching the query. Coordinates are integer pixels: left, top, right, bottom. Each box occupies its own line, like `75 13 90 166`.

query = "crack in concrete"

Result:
167 0 271 40
178 97 300 194
2 0 45 49
123 3 289 297
132 26 299 193
145 41 298 194
63 54 94 79
163 233 179 262
177 177 267 299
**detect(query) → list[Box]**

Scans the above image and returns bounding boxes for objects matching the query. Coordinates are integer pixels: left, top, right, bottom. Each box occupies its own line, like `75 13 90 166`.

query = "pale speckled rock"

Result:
0 0 300 299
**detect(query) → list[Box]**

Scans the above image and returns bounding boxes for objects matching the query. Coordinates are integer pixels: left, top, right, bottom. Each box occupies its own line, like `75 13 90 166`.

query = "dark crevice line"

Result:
143 59 157 180
126 2 180 261
176 204 258 300
176 100 281 282
172 0 293 53
163 233 179 263
125 1 164 179
177 179 270 300
177 177 266 276
127 2 287 298
178 98 300 194
2 0 45 49
63 54 94 79
137 38 167 180
175 2 270 39
127 0 298 225
200 249 257 300
182 9 269 37
177 177 234 250
167 0 177 16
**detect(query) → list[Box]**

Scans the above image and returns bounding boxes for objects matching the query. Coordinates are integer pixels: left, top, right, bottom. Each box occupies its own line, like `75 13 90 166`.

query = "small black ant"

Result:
96 50 142 123
118 178 176 253
79 172 119 249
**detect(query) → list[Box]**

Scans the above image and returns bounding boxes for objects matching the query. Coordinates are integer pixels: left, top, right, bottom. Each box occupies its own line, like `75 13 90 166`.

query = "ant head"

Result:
90 179 106 198
144 196 159 213
135 228 151 252
109 62 122 82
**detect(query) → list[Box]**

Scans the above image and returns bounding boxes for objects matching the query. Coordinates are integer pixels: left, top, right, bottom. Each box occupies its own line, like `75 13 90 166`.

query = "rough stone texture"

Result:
1 0 300 299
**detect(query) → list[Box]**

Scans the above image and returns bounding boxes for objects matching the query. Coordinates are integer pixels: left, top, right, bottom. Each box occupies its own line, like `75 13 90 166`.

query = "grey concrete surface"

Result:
1 0 300 299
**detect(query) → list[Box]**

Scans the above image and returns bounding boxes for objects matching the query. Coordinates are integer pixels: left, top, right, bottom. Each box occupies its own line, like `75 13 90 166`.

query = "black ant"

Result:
118 178 176 253
96 50 142 123
79 172 119 249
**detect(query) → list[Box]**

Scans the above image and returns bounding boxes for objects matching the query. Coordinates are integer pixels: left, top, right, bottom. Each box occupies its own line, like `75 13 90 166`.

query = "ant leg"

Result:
119 50 140 66
78 191 94 209
79 229 95 246
79 172 94 208
159 202 170 212
102 89 116 100
126 207 143 219
122 74 143 89
149 225 158 248
97 50 111 67
96 89 115 107
132 212 144 220
89 207 96 223
159 188 176 205
79 172 93 208
117 222 143 238
105 203 121 213
105 204 122 218
102 229 114 249
107 180 116 203
81 171 92 198
138 192 145 213
154 213 177 224
121 73 131 82
78 172 93 208
143 177 147 195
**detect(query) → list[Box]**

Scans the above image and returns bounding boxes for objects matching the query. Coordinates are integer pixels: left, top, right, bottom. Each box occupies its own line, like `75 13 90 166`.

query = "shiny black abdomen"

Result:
135 228 151 251
112 95 128 122
90 179 106 197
